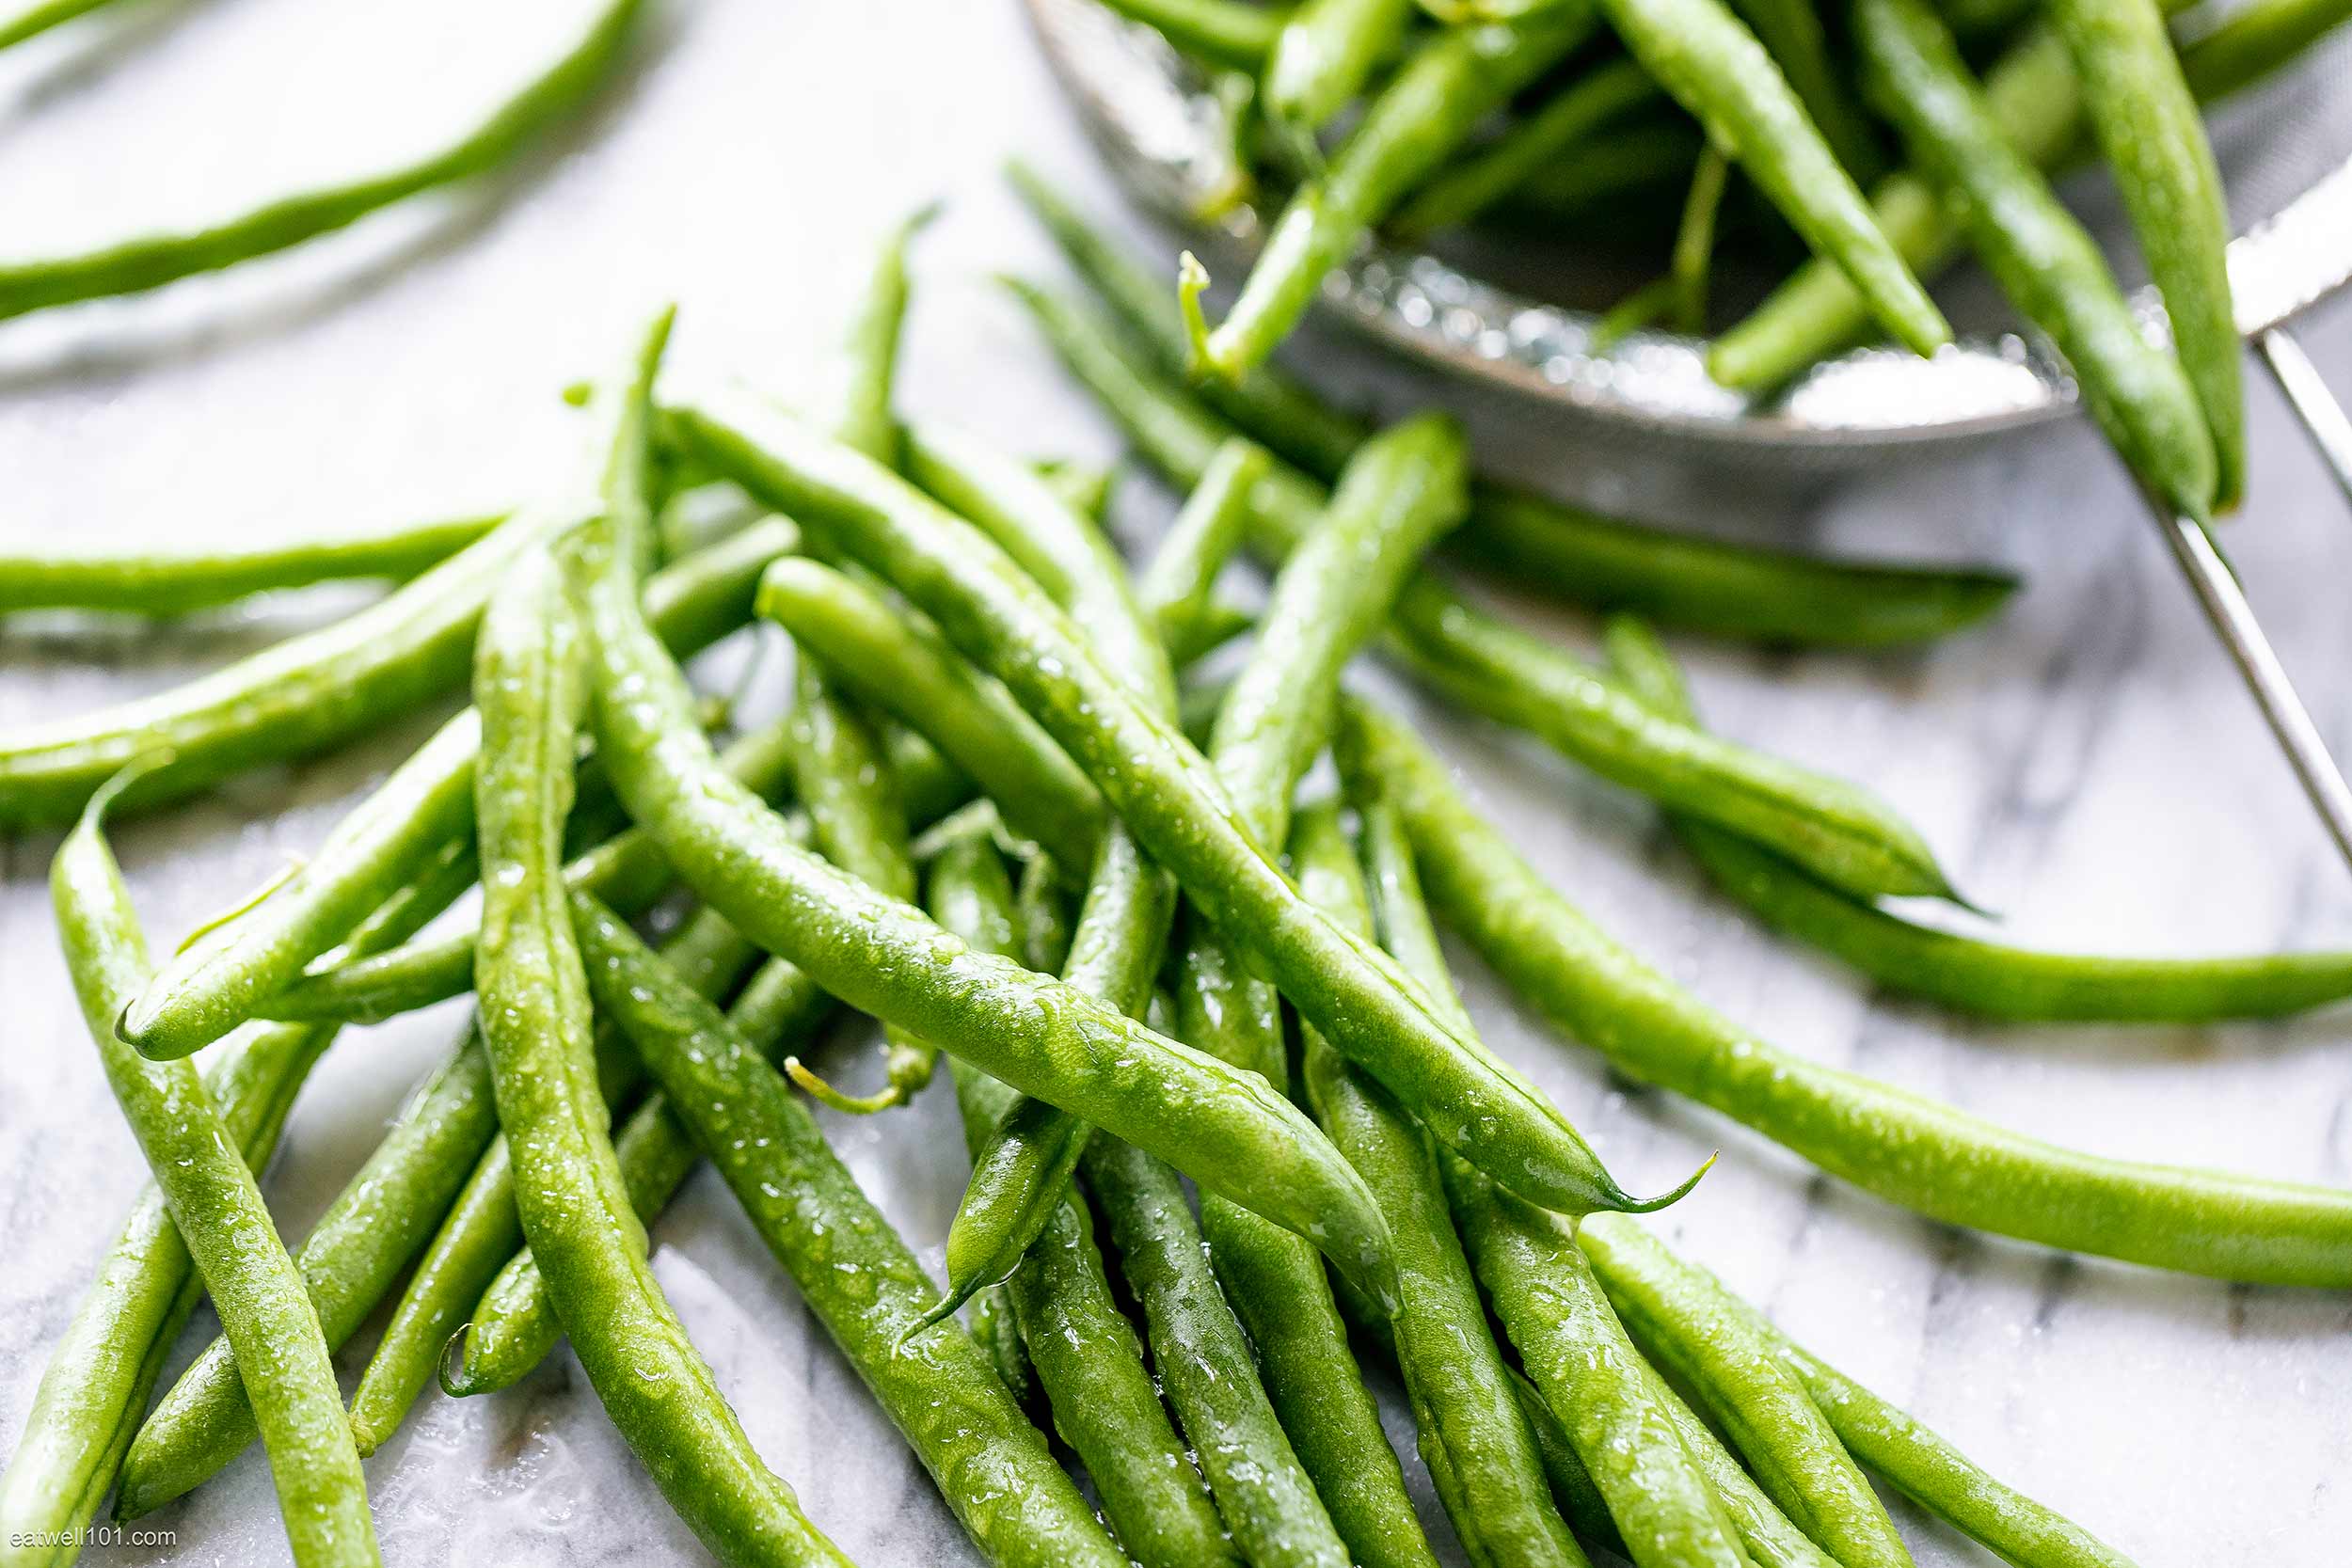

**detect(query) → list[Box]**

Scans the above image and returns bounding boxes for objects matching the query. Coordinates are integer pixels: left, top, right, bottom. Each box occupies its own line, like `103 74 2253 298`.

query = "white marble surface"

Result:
3 1 2349 1563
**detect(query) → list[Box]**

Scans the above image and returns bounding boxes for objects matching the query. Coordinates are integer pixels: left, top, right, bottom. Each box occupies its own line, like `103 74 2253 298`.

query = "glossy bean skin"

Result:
589 424 1400 1303
1579 1216 1913 1568
50 771 378 1568
571 893 1127 1568
2051 0 2243 506
926 829 1240 1568
1603 616 2352 1022
755 557 1104 869
1008 163 2018 648
1638 1365 1839 1568
1099 0 1293 67
0 515 502 616
675 394 1655 1223
1338 695 2352 1286
1192 9 1594 379
1391 58 1662 237
0 0 642 323
1854 0 2217 521
1006 281 1960 902
1135 437 1271 657
1263 0 1415 132
258 700 807 1025
1291 801 1592 1568
120 516 798 1058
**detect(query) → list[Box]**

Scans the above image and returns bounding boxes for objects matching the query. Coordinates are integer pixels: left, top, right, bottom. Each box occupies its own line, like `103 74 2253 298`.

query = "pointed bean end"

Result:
1621 1149 1719 1214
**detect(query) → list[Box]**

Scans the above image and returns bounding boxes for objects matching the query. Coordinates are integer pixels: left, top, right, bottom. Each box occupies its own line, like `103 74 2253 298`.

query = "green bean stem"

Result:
51 768 378 1567
2051 0 2244 506
0 0 644 323
1339 694 2352 1286
1191 8 1594 379
1856 0 2217 523
1009 160 2019 647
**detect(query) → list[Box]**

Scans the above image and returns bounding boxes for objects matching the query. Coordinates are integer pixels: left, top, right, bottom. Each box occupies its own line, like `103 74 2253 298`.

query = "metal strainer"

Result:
1024 0 2352 869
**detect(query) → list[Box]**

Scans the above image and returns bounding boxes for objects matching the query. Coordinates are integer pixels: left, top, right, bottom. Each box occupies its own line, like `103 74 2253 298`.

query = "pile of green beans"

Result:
1087 0 2352 516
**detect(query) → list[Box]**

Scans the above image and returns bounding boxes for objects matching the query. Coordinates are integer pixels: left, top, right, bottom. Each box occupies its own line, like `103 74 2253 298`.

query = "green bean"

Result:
1503 123 1706 220
1765 1334 2142 1568
1084 1112 1358 1568
1724 0 1881 181
927 827 1241 1568
775 661 933 1113
1135 436 1272 657
1668 142 1734 333
1264 0 1415 133
0 0 643 323
1099 0 1293 67
235 523 803 1026
116 1023 498 1514
1639 1365 1841 1568
1580 1215 1913 1568
1014 847 1079 973
50 766 377 1567
1188 9 1595 379
677 394 1668 1223
0 0 124 51
568 894 1126 1568
0 515 503 616
1391 58 1664 237
1857 0 2217 523
1034 456 1118 524
1011 284 1961 901
755 558 1104 868
437 917 825 1404
1510 1371 1629 1558
585 419 1402 1302
999 189 2019 646
818 204 935 466
1589 0 1949 361
1603 616 2352 1021
2178 0 2352 101
1291 800 1592 1568
2052 0 2243 507
1338 693 2352 1286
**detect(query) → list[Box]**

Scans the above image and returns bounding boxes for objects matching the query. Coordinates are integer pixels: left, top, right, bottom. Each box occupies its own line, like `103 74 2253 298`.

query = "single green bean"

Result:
1604 616 2352 1021
676 393 1666 1222
1135 436 1271 657
437 918 823 1404
755 557 1104 869
1590 0 1949 360
1724 0 1880 181
0 0 643 323
570 892 1128 1568
0 0 124 50
1291 800 1592 1568
1580 1214 1914 1568
1856 0 2217 522
1189 8 1595 378
1391 58 1664 237
927 827 1241 1568
1000 194 2018 646
1263 0 1415 133
581 422 1402 1302
2051 0 2243 506
1670 143 1734 334
1338 694 2352 1286
1098 0 1293 67
0 515 503 616
2178 0 2352 100
243 523 803 1026
818 204 935 466
51 767 377 1567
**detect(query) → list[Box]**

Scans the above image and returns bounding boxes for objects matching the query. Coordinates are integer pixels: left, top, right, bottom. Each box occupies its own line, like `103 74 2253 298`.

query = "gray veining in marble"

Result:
2 1 2349 1564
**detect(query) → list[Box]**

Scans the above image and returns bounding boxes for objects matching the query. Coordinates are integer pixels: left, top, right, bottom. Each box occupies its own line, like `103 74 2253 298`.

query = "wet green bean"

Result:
1134 436 1270 657
1264 0 1415 134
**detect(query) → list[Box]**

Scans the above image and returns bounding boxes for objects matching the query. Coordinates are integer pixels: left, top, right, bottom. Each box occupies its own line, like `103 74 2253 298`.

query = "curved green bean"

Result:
1604 616 2352 1021
1263 0 1415 134
1391 58 1663 237
0 515 502 616
1593 0 1948 361
675 393 1667 1223
0 0 126 51
1190 8 1595 379
579 428 1402 1302
1857 0 2217 522
1339 694 2352 1286
1009 163 2020 648
570 892 1127 1568
2179 0 2352 100
52 767 377 1568
1099 0 1293 68
927 828 1241 1568
2051 0 2243 507
1291 801 1592 1568
1581 1215 1913 1568
0 0 643 323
